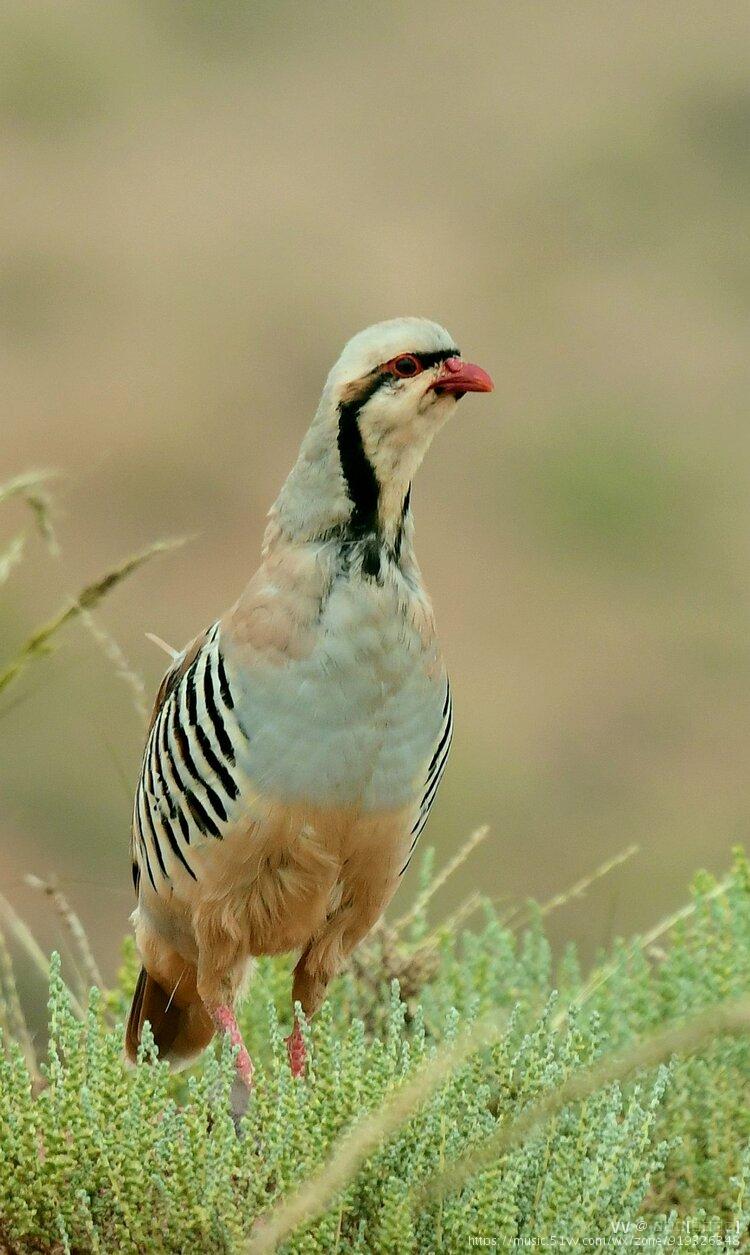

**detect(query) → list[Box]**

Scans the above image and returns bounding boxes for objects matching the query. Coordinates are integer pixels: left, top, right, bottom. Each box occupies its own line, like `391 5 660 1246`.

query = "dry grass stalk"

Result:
79 609 150 725
24 874 106 997
145 632 179 659
0 471 56 506
0 534 25 586
0 469 59 554
385 845 640 1001
0 984 9 1038
423 996 750 1201
552 874 733 1030
245 1011 507 1254
0 925 41 1087
0 536 186 696
503 843 640 933
0 890 83 1020
422 890 485 945
392 825 490 934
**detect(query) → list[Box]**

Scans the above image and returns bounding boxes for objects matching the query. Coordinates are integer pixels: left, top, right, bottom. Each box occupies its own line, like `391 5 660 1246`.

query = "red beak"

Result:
430 356 494 398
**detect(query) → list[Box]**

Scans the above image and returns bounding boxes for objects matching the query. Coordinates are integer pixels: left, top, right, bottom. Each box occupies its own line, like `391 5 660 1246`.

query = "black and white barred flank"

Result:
400 678 453 875
132 624 248 893
133 629 453 892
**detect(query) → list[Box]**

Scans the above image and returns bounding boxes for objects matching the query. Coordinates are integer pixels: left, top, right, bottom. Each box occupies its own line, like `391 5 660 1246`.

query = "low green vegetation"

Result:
1 847 749 1252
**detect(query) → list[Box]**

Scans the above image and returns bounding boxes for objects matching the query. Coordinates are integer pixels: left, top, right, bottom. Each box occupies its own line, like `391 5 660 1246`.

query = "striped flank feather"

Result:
401 678 453 874
131 625 249 889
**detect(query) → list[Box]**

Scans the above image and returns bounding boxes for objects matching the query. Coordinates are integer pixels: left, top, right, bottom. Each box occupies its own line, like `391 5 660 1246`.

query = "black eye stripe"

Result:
413 348 460 370
369 347 460 378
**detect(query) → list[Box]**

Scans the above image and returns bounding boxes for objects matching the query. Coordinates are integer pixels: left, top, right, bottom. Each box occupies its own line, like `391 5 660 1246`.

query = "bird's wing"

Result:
130 622 250 894
400 676 454 876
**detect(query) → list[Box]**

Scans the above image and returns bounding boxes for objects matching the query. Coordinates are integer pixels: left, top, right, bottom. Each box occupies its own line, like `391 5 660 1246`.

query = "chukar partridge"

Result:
125 318 493 1089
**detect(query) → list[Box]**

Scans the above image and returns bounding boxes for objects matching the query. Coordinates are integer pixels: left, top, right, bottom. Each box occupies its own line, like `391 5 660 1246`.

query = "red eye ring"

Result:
389 354 422 379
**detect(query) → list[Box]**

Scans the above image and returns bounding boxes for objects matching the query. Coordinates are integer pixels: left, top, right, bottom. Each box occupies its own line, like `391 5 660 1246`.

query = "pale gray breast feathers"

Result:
227 574 448 811
133 590 453 892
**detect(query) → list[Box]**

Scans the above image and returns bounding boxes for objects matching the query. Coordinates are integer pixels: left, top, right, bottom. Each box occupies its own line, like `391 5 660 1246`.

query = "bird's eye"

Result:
390 354 421 378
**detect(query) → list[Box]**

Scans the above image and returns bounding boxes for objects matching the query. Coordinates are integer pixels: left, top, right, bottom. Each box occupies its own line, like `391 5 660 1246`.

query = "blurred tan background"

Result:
2 0 750 1001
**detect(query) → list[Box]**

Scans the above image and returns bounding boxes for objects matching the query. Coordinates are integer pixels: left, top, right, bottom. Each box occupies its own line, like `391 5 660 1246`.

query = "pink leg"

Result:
210 1004 254 1089
285 1018 307 1079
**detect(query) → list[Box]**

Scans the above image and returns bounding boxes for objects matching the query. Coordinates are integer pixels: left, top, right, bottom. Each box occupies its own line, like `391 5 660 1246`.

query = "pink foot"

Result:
211 1004 255 1089
285 1019 307 1079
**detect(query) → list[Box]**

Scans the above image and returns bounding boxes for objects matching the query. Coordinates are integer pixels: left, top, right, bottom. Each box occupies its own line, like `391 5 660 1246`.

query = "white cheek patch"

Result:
357 383 449 490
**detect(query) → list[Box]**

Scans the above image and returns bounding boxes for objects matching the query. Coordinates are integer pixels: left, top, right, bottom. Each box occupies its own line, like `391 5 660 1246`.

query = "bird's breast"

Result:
226 574 445 811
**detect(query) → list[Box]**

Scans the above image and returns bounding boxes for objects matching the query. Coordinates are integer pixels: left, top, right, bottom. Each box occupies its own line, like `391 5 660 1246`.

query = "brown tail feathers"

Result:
125 966 214 1069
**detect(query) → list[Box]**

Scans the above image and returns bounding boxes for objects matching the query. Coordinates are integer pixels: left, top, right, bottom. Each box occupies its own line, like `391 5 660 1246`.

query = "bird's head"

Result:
270 317 494 552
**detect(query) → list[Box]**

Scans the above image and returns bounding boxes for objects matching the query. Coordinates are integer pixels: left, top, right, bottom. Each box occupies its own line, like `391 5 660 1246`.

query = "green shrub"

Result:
1 850 750 1252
